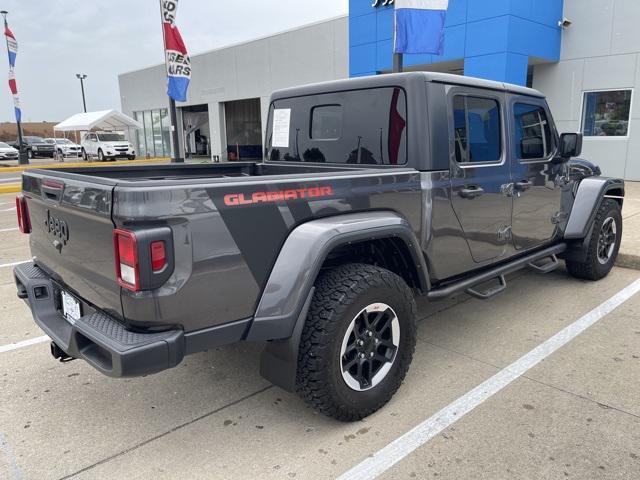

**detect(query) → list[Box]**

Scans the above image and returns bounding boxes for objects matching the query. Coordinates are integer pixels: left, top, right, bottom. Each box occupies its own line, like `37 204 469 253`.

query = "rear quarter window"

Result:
266 87 408 165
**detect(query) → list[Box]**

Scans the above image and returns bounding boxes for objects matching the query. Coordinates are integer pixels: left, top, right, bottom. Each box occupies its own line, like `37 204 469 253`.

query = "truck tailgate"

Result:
22 173 122 319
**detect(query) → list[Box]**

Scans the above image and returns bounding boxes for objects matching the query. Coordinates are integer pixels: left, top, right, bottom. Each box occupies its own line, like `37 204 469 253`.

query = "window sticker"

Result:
272 108 291 148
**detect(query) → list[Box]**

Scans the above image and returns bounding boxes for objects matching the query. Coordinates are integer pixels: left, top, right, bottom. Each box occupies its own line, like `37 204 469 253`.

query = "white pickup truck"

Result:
81 131 136 161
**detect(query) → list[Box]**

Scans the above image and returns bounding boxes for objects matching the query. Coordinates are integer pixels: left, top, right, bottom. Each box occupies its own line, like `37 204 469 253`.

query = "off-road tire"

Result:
296 263 417 421
566 199 622 281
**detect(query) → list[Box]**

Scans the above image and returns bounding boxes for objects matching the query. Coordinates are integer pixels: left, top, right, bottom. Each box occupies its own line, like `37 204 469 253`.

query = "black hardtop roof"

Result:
271 71 544 101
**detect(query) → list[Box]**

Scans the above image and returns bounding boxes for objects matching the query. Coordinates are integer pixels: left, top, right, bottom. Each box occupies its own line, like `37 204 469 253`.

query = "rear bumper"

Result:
13 262 185 377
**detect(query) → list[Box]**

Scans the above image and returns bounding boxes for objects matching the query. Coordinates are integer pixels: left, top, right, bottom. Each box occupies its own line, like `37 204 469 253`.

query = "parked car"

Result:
81 131 135 161
44 138 82 162
10 136 55 159
0 141 19 161
14 73 624 421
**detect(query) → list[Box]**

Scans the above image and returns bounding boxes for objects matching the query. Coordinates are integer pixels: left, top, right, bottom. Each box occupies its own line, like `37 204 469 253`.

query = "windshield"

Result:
55 138 72 144
0 142 10 148
97 133 125 142
24 136 44 143
44 139 56 144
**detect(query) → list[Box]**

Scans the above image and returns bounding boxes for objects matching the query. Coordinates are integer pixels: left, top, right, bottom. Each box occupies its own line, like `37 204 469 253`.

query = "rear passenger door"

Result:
508 97 563 250
448 88 513 264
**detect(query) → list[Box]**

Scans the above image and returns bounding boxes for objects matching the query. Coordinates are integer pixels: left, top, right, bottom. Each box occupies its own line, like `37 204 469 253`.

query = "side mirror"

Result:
559 132 583 158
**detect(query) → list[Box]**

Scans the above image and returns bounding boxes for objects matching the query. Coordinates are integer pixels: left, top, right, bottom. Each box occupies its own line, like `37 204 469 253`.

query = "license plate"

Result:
61 291 82 323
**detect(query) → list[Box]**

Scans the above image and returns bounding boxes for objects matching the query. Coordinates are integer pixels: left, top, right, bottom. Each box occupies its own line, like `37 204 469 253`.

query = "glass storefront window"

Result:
160 108 171 157
582 90 632 137
152 110 164 156
143 110 154 157
134 111 147 158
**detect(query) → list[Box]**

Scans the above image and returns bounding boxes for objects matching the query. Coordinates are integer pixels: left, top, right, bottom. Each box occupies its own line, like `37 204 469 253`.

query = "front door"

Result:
508 97 565 250
449 89 513 264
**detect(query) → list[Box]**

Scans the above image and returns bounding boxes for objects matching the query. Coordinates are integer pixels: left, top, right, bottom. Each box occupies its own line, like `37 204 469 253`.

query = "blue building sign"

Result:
349 0 564 86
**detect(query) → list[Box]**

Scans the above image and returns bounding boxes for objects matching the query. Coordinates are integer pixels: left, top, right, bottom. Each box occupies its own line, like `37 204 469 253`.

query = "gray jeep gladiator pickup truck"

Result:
14 73 624 421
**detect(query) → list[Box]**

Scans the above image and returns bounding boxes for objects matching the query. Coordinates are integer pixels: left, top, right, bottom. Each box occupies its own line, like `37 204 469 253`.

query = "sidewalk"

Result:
618 181 640 270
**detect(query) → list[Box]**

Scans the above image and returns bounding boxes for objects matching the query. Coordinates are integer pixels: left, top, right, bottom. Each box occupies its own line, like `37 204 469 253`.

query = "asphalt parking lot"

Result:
0 191 639 480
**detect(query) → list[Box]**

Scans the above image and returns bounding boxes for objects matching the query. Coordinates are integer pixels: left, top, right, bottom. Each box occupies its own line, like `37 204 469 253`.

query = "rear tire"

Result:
566 199 622 281
296 263 417 422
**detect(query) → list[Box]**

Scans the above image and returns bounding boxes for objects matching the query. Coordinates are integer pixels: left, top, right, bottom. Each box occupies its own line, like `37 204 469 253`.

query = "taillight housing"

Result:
16 196 31 234
113 227 174 292
114 229 140 291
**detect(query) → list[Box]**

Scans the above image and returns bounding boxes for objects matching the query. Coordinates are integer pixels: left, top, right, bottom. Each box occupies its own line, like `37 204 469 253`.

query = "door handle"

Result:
515 180 532 192
459 185 485 199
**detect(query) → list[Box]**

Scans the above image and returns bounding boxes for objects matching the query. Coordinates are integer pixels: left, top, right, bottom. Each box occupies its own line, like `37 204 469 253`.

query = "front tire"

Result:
27 149 33 160
97 149 105 161
296 263 416 421
82 148 88 161
566 199 622 281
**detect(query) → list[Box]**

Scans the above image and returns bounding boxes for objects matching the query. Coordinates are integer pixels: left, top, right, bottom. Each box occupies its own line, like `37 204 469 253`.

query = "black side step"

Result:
427 244 567 302
528 254 560 273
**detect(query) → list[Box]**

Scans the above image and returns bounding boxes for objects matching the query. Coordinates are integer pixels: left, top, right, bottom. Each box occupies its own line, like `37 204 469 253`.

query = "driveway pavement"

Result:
0 193 639 479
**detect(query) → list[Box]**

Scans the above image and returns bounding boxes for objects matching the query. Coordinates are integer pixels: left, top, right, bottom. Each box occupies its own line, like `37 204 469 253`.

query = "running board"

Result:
427 244 567 302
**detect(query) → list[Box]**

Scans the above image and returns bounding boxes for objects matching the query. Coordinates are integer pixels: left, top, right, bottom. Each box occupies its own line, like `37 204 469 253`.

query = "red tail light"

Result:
150 241 166 272
114 229 139 291
16 196 31 234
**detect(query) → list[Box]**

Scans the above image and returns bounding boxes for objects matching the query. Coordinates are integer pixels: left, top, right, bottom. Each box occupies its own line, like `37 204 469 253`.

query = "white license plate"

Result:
61 291 82 322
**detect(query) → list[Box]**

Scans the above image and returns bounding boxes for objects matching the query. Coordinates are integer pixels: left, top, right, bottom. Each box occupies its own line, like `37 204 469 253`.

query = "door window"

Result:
513 103 554 160
453 96 502 164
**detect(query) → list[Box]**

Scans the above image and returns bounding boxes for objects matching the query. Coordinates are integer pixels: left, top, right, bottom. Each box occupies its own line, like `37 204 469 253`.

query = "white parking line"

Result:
0 177 20 183
0 207 16 212
0 260 29 269
0 227 18 233
0 336 49 354
338 278 640 480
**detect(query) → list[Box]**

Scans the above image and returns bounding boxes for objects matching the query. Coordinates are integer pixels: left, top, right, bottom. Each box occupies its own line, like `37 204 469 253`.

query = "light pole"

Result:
75 73 87 112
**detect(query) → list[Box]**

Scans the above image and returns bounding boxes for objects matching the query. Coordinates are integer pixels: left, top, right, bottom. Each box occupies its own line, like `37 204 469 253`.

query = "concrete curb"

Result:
0 184 20 194
0 157 169 173
616 253 640 270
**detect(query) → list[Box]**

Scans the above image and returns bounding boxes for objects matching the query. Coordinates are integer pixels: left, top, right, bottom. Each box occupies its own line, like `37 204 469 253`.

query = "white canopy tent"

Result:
54 109 142 132
53 109 142 146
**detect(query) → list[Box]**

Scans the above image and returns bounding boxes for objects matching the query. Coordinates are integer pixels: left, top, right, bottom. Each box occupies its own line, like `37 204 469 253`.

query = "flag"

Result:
160 0 191 102
4 26 21 122
394 0 449 55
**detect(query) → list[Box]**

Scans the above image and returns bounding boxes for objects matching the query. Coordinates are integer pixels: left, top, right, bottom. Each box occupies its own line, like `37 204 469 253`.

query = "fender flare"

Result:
564 177 624 240
250 211 429 392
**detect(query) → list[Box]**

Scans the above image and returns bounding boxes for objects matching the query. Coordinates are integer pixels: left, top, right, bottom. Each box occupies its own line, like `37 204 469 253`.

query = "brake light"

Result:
114 229 139 291
150 241 166 272
16 196 31 234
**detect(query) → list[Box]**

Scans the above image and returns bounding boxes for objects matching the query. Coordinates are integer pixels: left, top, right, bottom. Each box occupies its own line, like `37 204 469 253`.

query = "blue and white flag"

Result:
394 0 449 55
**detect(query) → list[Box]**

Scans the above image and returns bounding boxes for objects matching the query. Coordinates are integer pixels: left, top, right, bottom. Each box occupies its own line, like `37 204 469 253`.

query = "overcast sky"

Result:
0 0 348 122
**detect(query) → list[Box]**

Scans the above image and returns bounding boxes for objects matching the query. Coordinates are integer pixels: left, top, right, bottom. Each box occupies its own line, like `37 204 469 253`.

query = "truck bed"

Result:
34 162 369 184
21 161 422 334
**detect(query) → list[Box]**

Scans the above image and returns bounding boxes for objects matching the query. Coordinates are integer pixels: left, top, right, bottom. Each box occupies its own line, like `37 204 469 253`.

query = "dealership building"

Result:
118 0 640 180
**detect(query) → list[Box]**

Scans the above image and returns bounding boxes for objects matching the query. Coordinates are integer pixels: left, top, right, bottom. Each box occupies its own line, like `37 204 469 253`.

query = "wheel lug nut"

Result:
374 338 379 344
369 352 374 357
357 340 364 346
367 331 373 337
359 353 365 359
